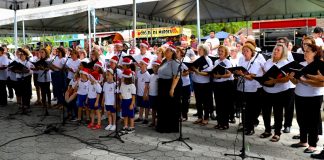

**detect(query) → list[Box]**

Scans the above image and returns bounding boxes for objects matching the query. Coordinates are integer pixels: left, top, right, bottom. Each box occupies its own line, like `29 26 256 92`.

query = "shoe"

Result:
142 119 149 124
92 124 101 130
229 118 236 124
109 125 116 131
260 132 272 138
311 150 324 159
87 123 94 128
193 119 203 124
245 130 255 136
134 118 143 122
127 128 135 133
121 127 128 134
291 143 308 148
105 125 112 131
70 118 78 122
283 127 291 133
270 135 280 142
200 120 209 126
304 147 316 153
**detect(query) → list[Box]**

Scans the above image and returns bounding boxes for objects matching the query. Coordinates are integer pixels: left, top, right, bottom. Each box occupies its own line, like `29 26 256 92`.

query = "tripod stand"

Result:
161 52 192 150
224 76 264 160
99 52 124 143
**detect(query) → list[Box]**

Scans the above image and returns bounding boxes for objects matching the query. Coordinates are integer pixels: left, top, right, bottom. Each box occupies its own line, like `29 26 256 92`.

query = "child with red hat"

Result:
134 57 151 124
73 68 91 125
148 59 161 127
87 71 103 129
119 69 136 134
102 68 117 131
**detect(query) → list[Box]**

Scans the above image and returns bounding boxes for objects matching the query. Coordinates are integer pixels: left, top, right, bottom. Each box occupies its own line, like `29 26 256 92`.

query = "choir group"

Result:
0 27 324 158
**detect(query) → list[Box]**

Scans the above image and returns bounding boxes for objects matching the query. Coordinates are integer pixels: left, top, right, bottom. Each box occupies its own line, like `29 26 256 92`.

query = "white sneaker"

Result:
105 124 112 131
101 114 107 120
109 125 116 131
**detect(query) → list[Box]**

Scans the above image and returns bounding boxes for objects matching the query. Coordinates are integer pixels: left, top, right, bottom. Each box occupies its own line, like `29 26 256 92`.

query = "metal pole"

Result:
246 21 249 36
146 23 148 42
88 6 92 56
133 0 136 48
196 0 201 44
14 1 18 52
22 18 25 45
92 8 96 43
150 23 153 44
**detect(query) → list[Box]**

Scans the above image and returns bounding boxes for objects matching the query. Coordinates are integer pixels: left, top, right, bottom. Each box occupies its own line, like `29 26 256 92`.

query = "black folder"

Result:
211 62 227 75
294 60 324 79
291 52 305 63
183 56 210 71
32 59 49 69
8 61 29 73
280 61 304 73
227 66 249 75
253 65 286 87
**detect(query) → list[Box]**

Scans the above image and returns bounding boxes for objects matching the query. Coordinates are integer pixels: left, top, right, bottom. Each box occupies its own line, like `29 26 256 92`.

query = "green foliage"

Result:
184 21 251 37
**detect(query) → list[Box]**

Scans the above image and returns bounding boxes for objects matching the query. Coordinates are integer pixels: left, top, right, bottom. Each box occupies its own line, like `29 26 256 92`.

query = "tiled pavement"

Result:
0 97 323 160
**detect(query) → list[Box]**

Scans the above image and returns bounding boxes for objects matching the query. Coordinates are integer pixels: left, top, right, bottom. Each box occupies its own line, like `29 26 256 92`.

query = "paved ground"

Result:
0 95 323 160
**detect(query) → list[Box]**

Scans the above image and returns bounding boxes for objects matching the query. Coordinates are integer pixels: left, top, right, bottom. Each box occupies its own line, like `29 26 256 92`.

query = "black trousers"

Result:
156 78 180 133
295 95 323 147
213 81 233 126
6 77 14 99
193 82 213 120
284 88 295 128
17 76 32 107
181 85 191 119
237 91 259 131
262 90 290 135
0 80 7 105
39 82 51 106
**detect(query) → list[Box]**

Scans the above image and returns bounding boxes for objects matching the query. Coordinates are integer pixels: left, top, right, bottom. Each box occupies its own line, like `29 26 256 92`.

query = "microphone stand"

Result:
161 52 193 150
99 51 124 143
224 75 264 160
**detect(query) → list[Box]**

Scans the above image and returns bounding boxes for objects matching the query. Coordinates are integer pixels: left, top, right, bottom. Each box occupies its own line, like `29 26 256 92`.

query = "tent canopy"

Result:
0 0 323 35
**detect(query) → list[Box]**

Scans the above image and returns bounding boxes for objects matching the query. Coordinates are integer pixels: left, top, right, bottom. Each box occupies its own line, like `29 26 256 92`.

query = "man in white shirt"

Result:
205 31 220 56
133 41 154 69
313 27 323 49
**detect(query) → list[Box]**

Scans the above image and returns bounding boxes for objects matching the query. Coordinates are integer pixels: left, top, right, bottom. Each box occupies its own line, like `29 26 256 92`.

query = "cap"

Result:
113 40 123 46
122 69 133 78
140 57 150 66
80 68 91 76
122 57 132 65
110 56 119 64
152 59 162 66
89 71 100 82
140 40 150 48
94 61 103 69
167 45 177 53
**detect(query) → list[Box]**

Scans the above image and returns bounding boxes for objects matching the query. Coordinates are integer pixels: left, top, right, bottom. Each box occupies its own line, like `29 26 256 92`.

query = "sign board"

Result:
134 27 188 38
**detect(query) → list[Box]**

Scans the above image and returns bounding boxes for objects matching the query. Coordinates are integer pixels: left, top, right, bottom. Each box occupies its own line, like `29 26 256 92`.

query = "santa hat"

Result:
129 49 135 55
122 57 132 65
94 61 103 69
113 40 123 46
168 45 177 53
152 59 162 66
89 71 100 82
122 69 133 78
110 56 119 64
140 57 150 66
80 68 91 76
140 40 150 48
106 68 114 75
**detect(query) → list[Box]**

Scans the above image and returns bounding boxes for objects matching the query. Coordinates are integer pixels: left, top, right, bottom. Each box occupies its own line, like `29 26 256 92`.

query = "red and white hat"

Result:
140 57 150 66
106 68 114 75
110 56 119 64
152 59 162 66
122 69 133 78
94 61 103 69
168 45 177 53
113 40 123 46
80 68 91 76
122 57 132 65
140 40 150 48
89 71 100 82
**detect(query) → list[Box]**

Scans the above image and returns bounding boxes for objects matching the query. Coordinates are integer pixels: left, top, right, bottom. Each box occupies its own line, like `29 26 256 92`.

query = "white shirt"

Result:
213 59 232 82
88 82 102 99
0 54 9 80
103 82 117 105
133 51 153 69
148 74 158 96
66 59 80 79
74 79 90 95
295 61 324 97
69 78 78 86
119 83 136 99
181 63 191 87
52 57 66 71
315 37 324 47
205 37 220 56
191 56 213 84
136 70 150 96
37 59 52 82
262 59 290 93
237 58 264 92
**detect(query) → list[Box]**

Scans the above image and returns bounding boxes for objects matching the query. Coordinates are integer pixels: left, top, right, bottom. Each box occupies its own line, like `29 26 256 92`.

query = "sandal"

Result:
260 132 272 138
291 143 308 148
218 125 229 130
200 120 208 126
214 124 221 129
270 135 280 142
193 119 203 124
304 147 316 153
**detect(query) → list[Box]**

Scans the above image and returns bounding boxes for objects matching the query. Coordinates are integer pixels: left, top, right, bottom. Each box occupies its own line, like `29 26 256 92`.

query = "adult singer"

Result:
156 45 181 133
